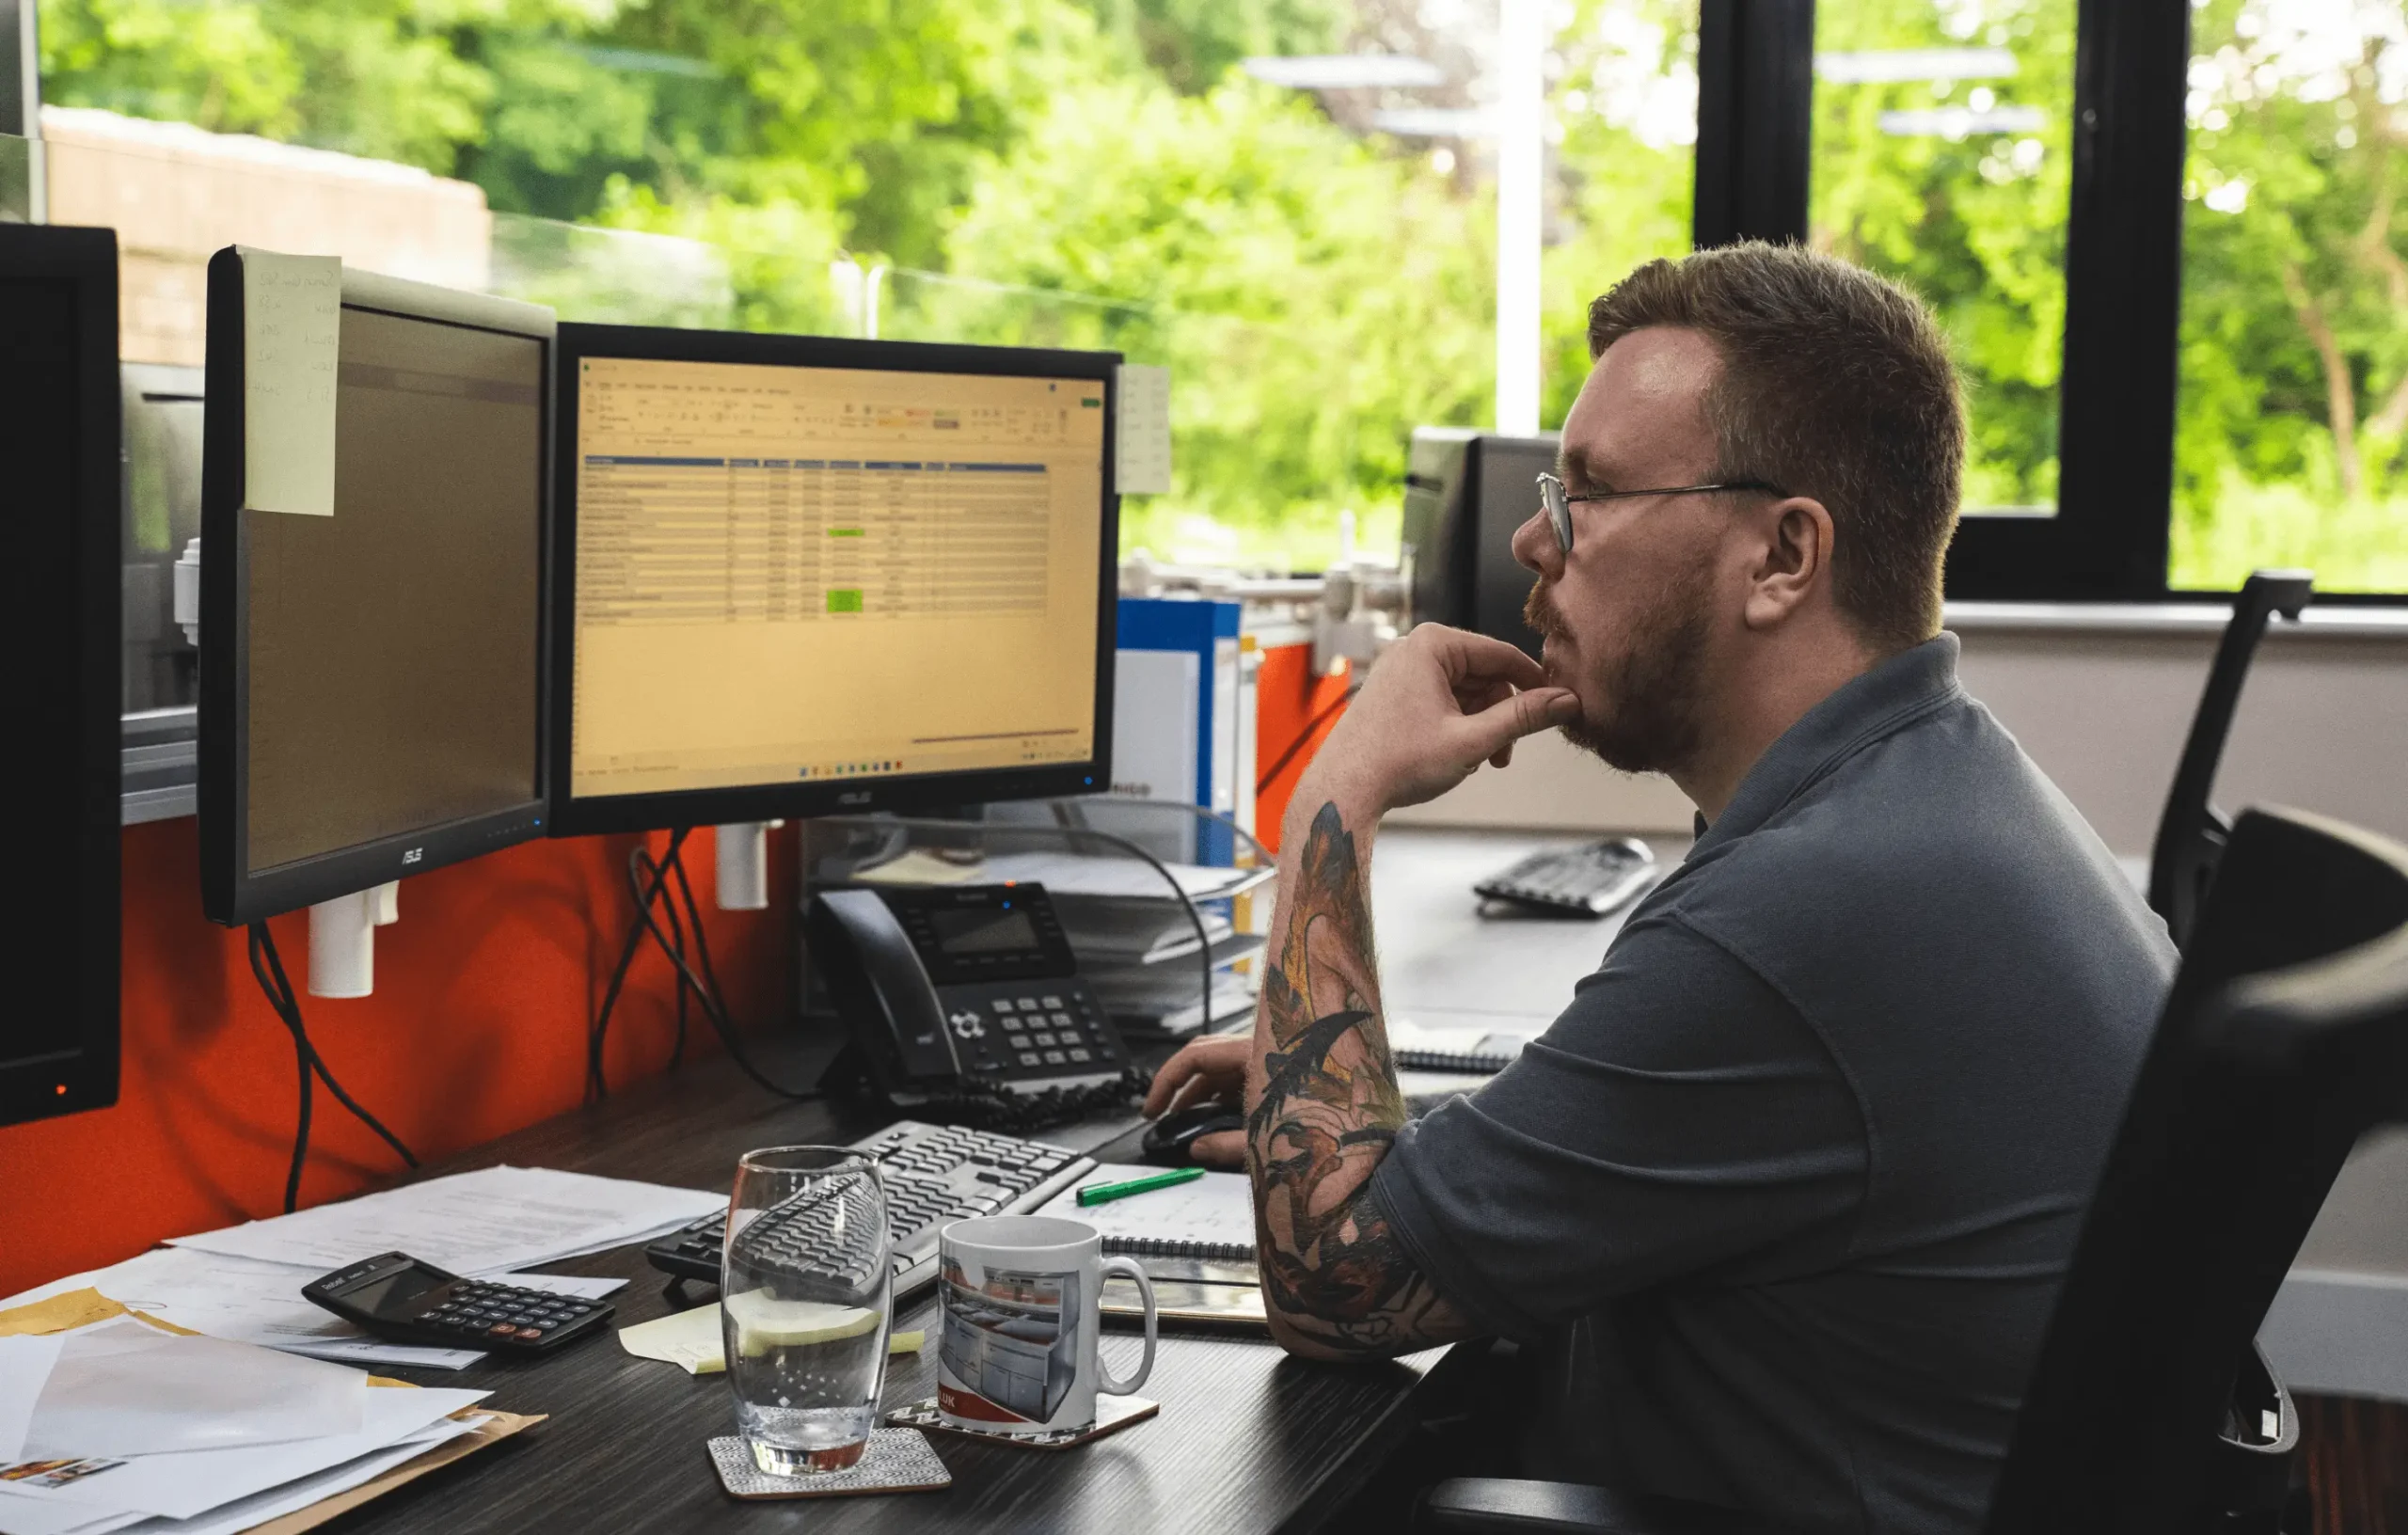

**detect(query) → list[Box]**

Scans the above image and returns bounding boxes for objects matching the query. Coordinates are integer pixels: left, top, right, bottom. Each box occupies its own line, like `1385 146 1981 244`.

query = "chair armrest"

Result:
1417 1479 1791 1535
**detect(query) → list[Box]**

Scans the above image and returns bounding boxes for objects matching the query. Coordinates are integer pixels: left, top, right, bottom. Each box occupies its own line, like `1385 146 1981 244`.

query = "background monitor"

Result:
548 324 1120 836
199 255 554 926
1401 426 1554 658
0 223 122 1128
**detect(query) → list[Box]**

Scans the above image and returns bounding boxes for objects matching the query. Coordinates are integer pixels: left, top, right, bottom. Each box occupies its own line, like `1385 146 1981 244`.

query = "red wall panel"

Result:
0 817 788 1297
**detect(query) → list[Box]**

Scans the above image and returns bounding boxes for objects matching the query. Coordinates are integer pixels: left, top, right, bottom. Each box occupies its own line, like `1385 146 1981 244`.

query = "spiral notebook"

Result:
1388 1015 1544 1075
1038 1163 1258 1262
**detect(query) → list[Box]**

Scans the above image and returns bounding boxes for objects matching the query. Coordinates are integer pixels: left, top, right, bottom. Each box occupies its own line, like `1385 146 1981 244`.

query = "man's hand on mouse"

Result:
1143 1034 1250 1169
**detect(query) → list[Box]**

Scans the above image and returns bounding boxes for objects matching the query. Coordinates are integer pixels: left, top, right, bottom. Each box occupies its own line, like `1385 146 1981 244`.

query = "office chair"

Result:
2148 570 2313 949
1419 805 2408 1535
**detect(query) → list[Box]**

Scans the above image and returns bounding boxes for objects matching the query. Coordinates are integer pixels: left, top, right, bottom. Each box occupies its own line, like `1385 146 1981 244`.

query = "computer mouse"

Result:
1141 1104 1246 1164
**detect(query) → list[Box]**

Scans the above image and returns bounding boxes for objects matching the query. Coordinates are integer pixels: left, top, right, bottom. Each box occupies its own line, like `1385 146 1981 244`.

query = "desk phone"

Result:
806 882 1133 1105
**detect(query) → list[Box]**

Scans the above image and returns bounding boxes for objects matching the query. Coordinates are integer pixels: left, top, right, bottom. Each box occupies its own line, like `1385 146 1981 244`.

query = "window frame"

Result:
1689 0 2406 605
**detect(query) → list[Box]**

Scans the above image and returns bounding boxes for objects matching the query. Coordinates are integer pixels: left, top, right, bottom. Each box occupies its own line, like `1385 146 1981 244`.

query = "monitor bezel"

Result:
546 323 1122 837
0 224 122 1129
199 252 558 926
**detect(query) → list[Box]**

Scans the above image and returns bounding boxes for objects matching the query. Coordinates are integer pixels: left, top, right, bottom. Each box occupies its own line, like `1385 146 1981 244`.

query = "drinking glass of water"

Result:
722 1146 894 1475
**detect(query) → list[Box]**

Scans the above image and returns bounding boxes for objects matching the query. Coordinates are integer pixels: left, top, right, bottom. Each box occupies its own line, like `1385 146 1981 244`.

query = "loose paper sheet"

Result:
0 1385 486 1522
23 1321 367 1461
1115 363 1171 495
238 249 341 517
165 1165 721 1278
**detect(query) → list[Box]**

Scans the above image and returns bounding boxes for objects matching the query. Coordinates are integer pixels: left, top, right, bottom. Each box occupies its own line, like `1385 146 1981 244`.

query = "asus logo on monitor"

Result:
838 791 872 806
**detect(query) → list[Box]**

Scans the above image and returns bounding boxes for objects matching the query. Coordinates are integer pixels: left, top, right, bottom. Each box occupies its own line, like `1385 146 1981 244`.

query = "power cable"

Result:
247 921 419 1214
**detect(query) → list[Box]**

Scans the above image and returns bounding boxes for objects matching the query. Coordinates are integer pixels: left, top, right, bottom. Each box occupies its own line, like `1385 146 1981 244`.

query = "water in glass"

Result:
721 1146 894 1474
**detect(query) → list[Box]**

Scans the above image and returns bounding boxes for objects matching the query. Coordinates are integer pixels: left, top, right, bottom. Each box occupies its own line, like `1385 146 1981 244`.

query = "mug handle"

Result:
1097 1255 1158 1397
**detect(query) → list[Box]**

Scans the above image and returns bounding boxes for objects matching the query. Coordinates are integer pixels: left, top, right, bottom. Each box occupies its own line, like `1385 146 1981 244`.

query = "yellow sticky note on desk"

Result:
617 1304 921 1375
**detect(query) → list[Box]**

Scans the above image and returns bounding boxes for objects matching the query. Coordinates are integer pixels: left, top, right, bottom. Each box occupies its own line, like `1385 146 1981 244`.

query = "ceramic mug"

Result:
934 1214 1158 1437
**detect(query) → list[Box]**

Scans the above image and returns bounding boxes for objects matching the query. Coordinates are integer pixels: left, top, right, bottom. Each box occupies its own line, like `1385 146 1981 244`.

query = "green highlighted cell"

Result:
830 528 864 537
826 589 863 613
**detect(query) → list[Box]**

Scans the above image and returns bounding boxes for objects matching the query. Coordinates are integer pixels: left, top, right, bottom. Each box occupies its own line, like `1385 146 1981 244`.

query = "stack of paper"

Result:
1 1166 717 1371
0 1310 496 1535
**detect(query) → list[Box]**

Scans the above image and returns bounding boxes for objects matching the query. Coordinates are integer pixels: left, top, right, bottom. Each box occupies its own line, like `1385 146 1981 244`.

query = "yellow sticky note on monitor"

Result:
240 247 341 516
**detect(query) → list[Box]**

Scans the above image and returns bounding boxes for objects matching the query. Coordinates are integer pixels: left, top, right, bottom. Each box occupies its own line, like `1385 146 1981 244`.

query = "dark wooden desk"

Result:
327 828 1645 1532
337 1051 1452 1535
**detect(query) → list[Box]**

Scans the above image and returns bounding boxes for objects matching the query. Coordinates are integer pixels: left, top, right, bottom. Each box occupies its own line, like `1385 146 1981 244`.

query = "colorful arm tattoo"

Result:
1245 800 1474 1358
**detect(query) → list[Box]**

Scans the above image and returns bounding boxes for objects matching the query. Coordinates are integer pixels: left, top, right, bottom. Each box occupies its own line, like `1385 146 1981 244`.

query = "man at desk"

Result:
1147 244 2172 1531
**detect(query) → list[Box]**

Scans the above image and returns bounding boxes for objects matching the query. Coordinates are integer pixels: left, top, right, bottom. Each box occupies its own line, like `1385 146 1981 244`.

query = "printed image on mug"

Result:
934 1259 1079 1426
935 1214 1157 1438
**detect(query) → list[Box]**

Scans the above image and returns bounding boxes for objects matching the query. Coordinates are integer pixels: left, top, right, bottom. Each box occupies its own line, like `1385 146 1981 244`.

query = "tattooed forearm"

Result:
1244 801 1474 1359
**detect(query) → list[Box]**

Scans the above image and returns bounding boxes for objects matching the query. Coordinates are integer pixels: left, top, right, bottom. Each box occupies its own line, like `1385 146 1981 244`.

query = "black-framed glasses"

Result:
1534 471 1790 553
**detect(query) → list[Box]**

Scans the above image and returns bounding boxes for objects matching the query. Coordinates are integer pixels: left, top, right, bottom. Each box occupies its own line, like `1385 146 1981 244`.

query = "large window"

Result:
1717 0 2407 600
1811 0 2077 516
2171 0 2408 593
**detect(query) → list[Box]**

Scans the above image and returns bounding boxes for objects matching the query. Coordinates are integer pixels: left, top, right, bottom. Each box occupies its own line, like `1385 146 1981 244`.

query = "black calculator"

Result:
302 1251 613 1354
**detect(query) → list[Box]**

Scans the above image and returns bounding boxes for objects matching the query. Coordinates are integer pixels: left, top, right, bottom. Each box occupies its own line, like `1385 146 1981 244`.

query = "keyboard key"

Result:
1041 995 1064 1008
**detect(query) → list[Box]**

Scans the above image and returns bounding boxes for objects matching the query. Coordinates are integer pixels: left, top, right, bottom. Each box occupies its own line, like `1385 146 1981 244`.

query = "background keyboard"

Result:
1473 836 1659 917
645 1119 1096 1299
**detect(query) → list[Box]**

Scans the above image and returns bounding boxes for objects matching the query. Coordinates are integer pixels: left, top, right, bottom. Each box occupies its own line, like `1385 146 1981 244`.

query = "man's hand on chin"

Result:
1295 624 1582 823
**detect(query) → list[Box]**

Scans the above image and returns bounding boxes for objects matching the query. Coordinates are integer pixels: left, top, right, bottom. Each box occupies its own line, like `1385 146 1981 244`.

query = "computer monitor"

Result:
1401 426 1555 658
0 223 122 1128
198 254 554 926
547 324 1120 835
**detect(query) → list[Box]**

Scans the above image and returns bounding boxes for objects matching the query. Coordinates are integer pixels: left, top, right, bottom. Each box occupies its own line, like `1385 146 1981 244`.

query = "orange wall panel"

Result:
0 817 788 1298
1252 642 1352 852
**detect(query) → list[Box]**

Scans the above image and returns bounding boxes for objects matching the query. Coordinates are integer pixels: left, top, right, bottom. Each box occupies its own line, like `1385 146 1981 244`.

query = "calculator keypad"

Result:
420 1280 601 1345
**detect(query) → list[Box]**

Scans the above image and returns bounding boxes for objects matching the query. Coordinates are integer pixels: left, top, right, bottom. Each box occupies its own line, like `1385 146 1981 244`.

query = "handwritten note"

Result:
239 248 341 516
1116 363 1172 495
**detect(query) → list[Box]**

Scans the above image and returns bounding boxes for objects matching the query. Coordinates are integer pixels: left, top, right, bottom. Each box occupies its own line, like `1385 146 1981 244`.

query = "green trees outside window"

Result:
28 0 2407 590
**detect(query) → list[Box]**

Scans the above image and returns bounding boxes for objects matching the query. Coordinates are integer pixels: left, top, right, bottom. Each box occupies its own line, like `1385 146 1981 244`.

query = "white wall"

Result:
1389 603 2408 853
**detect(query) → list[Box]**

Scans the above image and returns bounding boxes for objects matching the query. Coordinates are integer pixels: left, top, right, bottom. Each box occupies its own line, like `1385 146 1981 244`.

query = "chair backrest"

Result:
2147 570 2312 949
1988 807 2408 1535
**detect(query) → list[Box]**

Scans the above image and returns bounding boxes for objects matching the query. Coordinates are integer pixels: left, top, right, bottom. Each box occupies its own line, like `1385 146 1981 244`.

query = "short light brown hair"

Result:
1587 243 1964 653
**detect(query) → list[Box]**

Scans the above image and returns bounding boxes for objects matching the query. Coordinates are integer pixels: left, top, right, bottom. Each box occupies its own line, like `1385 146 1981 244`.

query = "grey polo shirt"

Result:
1370 634 2174 1534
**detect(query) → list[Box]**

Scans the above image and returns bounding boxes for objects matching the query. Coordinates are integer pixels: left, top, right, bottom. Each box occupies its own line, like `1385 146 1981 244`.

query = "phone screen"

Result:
929 907 1040 957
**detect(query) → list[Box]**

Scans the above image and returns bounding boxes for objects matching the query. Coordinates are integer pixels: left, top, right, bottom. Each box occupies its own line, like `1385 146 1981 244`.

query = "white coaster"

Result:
707 1428 951 1499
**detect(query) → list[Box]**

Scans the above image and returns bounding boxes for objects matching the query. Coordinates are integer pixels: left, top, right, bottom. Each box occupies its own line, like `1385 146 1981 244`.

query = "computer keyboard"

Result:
645 1119 1096 1299
1473 837 1658 917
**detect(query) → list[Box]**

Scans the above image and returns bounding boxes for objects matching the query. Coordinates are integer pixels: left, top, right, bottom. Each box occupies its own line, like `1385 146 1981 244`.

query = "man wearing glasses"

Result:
1147 243 2172 1531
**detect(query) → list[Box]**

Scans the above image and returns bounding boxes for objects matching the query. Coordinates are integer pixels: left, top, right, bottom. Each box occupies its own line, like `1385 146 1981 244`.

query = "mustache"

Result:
1523 581 1571 642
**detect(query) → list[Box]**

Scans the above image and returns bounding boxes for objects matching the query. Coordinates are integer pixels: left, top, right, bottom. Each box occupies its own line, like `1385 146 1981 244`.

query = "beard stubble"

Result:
1523 562 1712 776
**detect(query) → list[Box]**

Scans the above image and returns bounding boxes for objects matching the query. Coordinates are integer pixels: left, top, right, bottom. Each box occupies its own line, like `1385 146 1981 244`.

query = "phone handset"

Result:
808 889 965 1085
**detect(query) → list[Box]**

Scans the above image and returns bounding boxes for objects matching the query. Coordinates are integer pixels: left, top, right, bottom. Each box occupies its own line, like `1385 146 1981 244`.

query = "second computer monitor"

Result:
549 325 1120 835
199 258 554 926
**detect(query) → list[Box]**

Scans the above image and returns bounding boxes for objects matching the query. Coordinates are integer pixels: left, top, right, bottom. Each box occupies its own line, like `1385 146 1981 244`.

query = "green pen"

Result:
1075 1165 1206 1207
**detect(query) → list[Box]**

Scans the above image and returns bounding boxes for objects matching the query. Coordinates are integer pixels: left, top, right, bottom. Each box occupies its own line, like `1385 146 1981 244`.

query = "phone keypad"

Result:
934 978 1122 1082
